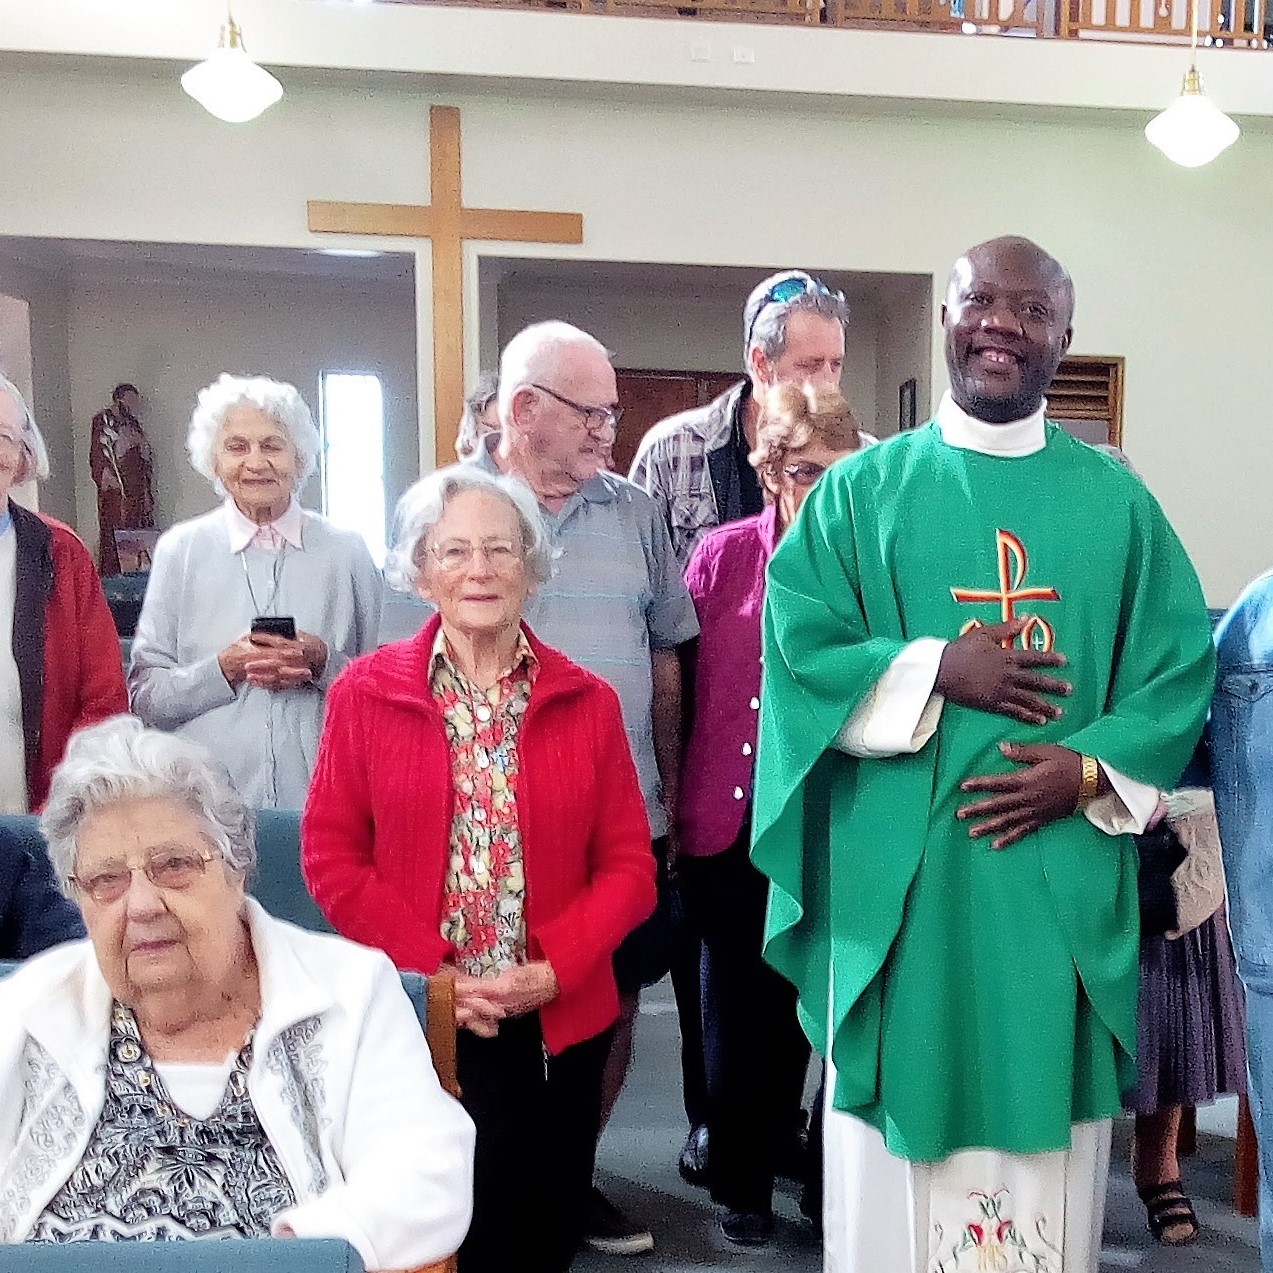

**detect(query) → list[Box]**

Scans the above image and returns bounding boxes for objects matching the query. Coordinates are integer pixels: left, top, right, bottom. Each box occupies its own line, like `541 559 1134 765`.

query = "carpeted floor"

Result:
580 980 1258 1272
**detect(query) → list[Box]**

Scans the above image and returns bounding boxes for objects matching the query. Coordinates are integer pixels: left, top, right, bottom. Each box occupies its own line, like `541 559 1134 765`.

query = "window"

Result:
1047 355 1124 448
319 371 386 567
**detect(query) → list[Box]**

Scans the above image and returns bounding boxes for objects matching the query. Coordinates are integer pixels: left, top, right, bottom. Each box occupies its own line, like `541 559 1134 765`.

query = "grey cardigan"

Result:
129 508 382 808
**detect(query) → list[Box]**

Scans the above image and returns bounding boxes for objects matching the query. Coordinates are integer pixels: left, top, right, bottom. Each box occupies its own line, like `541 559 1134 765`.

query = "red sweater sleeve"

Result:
33 525 127 811
64 533 129 728
301 669 453 974
530 686 657 995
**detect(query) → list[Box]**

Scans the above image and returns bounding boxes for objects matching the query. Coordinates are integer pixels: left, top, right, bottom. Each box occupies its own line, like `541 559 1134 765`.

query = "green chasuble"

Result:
752 422 1215 1163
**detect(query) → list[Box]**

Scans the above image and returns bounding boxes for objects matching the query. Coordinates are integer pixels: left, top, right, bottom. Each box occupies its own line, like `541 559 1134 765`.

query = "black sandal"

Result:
1138 1180 1200 1246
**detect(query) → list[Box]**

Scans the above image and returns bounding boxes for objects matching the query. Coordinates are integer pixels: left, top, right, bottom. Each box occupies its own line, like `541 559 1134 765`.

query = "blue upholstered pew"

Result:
0 1238 365 1272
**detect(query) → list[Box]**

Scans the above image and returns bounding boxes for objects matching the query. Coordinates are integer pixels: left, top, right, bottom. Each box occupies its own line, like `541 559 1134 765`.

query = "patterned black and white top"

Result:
29 1002 296 1241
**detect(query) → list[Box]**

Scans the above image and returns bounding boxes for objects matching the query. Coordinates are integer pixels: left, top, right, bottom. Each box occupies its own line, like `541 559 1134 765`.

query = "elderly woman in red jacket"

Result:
303 465 655 1273
0 376 127 813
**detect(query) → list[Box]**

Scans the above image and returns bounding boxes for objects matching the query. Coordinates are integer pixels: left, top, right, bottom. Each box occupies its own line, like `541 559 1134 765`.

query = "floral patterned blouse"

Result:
431 628 538 977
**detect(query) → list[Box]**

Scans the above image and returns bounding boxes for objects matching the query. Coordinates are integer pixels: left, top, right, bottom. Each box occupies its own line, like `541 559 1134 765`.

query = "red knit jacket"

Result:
10 506 128 810
301 615 656 1055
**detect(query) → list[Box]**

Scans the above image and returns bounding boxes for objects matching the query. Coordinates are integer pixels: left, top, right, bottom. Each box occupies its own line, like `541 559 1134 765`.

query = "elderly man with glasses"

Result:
468 321 699 1256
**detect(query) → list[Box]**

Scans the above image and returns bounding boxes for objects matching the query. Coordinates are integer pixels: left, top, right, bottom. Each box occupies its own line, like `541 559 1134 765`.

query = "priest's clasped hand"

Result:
935 617 1072 726
956 742 1084 850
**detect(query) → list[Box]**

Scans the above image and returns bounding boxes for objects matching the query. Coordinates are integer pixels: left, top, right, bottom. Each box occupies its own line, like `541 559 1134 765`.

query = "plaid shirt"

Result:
628 381 751 570
630 380 880 568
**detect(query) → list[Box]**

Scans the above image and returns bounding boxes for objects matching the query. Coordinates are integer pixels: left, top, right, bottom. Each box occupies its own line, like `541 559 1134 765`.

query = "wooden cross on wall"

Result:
308 105 584 466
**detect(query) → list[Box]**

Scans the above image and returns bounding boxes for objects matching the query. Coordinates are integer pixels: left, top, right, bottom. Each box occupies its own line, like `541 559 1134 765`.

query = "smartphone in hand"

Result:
250 615 297 641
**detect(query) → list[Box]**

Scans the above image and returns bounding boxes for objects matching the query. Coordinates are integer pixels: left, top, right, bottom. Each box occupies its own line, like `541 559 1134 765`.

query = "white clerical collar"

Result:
936 390 1047 457
224 497 305 554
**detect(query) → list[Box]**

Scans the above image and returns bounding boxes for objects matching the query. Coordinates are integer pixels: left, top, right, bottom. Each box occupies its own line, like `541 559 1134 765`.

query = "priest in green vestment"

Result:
753 237 1215 1272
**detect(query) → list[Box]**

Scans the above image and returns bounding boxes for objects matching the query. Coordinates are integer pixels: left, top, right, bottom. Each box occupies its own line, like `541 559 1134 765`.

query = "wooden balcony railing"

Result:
367 0 1269 43
1061 0 1267 43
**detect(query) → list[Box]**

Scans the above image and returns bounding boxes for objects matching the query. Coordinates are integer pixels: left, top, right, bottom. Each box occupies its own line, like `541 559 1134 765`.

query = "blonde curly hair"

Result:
750 383 861 492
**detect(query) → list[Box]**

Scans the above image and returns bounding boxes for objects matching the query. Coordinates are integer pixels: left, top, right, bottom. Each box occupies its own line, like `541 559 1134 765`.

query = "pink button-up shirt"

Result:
678 504 777 857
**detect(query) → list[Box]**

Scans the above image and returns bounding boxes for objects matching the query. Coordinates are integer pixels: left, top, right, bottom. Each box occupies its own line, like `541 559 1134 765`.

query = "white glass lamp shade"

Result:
1145 68 1240 168
182 41 283 124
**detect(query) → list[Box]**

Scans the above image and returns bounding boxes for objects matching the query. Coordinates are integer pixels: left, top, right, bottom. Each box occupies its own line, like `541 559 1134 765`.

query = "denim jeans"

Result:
1213 573 1273 1269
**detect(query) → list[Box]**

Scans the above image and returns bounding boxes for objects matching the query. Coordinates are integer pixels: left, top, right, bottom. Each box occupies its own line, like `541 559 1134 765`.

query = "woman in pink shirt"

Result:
678 383 865 1247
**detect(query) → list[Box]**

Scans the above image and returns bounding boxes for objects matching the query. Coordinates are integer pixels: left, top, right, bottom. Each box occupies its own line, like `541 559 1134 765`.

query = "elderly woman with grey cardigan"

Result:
129 375 381 809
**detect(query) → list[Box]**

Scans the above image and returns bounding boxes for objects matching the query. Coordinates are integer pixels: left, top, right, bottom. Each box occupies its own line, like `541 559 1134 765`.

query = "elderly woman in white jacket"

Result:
0 716 474 1267
129 374 382 809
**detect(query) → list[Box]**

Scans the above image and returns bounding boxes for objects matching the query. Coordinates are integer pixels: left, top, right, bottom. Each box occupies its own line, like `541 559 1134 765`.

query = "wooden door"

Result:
613 369 740 477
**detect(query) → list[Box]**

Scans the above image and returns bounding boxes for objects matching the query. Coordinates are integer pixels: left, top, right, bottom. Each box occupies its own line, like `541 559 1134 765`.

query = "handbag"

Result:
1163 788 1228 939
1135 823 1187 939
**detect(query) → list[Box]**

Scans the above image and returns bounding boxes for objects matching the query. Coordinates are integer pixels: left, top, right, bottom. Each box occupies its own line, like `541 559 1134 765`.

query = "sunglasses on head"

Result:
747 276 844 346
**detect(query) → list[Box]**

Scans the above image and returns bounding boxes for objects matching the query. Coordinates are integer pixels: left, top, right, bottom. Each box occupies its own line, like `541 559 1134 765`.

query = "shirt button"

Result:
742 743 753 756
749 697 760 711
733 787 745 800
473 807 486 822
475 705 492 723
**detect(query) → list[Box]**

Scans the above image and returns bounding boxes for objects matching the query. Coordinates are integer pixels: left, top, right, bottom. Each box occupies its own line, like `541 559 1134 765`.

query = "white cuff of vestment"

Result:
835 638 947 758
1084 764 1160 836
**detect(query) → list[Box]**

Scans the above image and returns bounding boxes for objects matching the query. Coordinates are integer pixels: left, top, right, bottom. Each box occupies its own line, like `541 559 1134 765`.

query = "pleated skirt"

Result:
1124 908 1247 1114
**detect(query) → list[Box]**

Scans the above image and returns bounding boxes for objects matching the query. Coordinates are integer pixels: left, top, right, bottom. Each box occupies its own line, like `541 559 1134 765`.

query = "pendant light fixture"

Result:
1144 0 1239 167
181 5 284 124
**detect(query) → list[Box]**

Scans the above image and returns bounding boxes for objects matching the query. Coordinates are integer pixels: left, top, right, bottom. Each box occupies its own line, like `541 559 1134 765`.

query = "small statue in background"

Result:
91 382 155 575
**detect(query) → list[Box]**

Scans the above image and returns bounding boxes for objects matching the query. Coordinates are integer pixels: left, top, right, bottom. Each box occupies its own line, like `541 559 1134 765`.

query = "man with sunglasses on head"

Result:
469 321 700 1258
753 237 1214 1272
629 269 865 1204
630 269 861 571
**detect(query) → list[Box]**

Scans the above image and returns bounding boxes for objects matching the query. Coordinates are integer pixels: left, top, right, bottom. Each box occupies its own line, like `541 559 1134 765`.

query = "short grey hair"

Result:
385 464 553 593
40 715 257 891
456 370 499 461
186 373 321 493
496 321 612 423
0 375 51 485
743 270 849 371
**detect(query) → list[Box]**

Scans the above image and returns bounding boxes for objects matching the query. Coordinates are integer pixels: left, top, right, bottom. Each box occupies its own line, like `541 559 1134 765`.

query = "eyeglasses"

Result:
69 847 216 905
531 383 623 433
781 461 829 487
746 276 845 347
429 537 524 573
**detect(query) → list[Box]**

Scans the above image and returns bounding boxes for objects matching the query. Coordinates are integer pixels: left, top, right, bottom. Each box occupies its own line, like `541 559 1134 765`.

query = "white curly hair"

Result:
41 715 257 892
186 373 321 494
384 465 553 594
0 374 51 485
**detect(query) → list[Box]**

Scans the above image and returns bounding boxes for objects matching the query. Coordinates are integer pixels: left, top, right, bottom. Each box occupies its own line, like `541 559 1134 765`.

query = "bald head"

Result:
948 237 1074 326
497 321 618 496
942 236 1074 424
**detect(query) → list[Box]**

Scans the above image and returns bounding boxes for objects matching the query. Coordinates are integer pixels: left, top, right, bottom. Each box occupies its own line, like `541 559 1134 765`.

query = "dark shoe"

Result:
678 1123 710 1187
1138 1180 1200 1247
720 1209 775 1247
584 1187 655 1255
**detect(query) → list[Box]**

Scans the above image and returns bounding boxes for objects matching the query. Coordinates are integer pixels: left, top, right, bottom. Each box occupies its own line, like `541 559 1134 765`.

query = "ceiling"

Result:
0 237 416 290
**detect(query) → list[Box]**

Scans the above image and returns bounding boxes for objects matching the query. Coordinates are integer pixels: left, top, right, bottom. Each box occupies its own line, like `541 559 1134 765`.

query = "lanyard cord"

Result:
239 545 288 616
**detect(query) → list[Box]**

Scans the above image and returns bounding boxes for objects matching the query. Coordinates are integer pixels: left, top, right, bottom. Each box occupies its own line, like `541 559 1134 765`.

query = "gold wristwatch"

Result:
1078 754 1101 805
